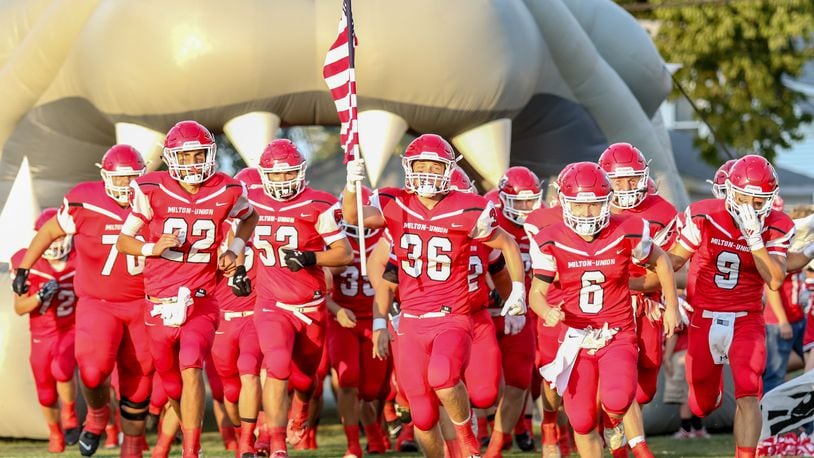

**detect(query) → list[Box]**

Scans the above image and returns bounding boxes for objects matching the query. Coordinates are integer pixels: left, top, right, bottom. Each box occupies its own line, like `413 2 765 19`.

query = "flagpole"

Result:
346 0 368 276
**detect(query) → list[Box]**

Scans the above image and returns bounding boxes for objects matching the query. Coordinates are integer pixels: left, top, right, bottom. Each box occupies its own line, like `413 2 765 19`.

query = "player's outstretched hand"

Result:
230 265 251 296
542 306 564 327
372 328 391 360
218 250 238 276
336 308 357 328
153 229 182 256
662 304 680 338
12 268 29 295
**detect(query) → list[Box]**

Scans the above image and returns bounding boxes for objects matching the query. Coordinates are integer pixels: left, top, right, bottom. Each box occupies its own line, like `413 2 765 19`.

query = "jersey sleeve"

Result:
531 237 557 278
629 218 654 265
317 202 347 245
129 181 153 223
470 202 498 241
765 217 796 257
677 206 702 253
228 183 254 220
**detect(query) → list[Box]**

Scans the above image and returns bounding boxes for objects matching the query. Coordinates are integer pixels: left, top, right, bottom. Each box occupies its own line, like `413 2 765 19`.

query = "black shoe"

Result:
399 439 419 452
386 419 403 439
64 426 82 445
240 453 256 458
78 430 101 456
516 430 535 452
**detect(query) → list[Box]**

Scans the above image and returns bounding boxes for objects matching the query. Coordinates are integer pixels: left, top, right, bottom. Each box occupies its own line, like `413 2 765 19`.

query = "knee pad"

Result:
359 378 384 403
567 410 596 436
427 354 458 390
157 373 182 402
336 365 360 390
119 373 152 405
263 348 292 381
407 394 440 431
37 387 58 409
635 368 659 405
237 352 262 378
467 380 499 410
222 377 241 404
120 396 150 421
79 364 107 390
601 388 634 416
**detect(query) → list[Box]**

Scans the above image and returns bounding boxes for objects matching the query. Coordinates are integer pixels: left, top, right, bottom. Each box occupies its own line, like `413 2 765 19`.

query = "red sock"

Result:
181 427 201 455
513 414 527 435
477 416 489 441
453 418 481 457
218 421 237 450
48 422 62 436
121 434 144 458
239 420 256 452
269 425 287 453
290 395 310 423
631 442 655 458
61 400 78 429
84 405 111 435
344 424 362 455
445 438 462 458
364 422 386 453
736 446 756 458
542 410 559 445
155 428 175 450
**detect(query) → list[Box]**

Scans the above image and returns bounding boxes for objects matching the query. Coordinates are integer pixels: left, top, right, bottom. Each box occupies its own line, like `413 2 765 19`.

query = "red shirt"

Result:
532 215 653 330
374 187 497 315
129 171 252 298
57 181 145 302
677 199 795 313
11 249 77 336
331 232 383 319
764 273 805 324
250 187 345 305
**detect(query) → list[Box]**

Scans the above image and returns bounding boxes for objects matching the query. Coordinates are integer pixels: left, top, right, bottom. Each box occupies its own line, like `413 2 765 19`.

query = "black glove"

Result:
37 280 59 306
281 249 317 272
230 265 252 297
12 268 30 295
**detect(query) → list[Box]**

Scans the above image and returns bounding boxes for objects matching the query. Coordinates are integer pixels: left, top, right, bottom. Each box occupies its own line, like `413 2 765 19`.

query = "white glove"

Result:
163 287 193 327
737 204 764 250
501 281 527 316
677 296 693 326
346 158 366 192
504 314 526 335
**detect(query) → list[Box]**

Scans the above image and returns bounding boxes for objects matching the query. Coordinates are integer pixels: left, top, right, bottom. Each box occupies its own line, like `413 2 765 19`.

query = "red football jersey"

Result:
764 272 805 324
467 241 499 311
373 187 498 315
250 187 346 305
496 211 533 286
331 232 384 318
531 215 653 330
11 249 77 336
678 198 795 313
129 171 252 298
56 181 145 302
213 221 257 312
524 206 565 306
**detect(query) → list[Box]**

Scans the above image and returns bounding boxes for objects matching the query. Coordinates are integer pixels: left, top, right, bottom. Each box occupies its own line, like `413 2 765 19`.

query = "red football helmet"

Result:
498 166 543 224
725 155 778 224
598 143 649 209
340 185 380 238
35 208 72 260
234 167 262 190
647 177 658 195
484 189 501 208
549 163 578 206
558 162 614 236
401 134 459 197
449 167 476 194
97 144 146 204
258 139 307 200
708 159 737 199
163 120 217 184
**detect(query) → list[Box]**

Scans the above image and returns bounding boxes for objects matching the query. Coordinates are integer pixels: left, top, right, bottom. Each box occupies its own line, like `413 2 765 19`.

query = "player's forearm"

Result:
316 238 353 267
14 294 41 315
492 234 524 283
528 278 552 318
764 285 789 324
365 240 391 289
787 250 814 273
116 233 148 257
663 334 678 359
326 297 342 316
341 188 359 225
491 267 512 300
752 249 786 290
372 281 396 319
19 219 66 269
653 249 679 313
234 210 258 242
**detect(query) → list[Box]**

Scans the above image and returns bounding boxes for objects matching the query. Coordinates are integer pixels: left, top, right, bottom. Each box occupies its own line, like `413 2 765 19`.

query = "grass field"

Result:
0 424 737 457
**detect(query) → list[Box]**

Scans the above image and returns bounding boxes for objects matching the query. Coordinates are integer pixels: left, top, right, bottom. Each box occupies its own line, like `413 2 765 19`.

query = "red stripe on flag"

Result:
323 0 358 164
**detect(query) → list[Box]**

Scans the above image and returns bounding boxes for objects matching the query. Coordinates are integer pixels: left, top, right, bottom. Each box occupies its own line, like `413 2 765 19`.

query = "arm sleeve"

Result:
229 183 254 220
318 202 347 246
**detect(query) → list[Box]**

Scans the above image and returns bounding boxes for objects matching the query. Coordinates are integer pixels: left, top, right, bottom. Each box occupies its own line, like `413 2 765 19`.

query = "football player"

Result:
13 145 152 457
117 121 258 457
343 134 527 457
11 209 79 453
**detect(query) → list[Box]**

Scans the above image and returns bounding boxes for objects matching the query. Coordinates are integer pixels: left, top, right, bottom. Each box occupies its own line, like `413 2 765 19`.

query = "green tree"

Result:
625 0 814 164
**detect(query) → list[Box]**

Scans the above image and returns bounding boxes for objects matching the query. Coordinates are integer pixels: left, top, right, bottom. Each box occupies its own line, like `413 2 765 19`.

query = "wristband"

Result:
372 317 387 331
141 243 155 257
228 237 246 255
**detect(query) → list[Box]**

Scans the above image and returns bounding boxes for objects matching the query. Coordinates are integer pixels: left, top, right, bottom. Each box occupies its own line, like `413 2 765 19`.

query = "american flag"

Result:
323 0 358 164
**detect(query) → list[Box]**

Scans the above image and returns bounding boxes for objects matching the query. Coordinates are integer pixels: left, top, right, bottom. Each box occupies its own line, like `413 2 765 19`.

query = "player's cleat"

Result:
270 450 289 458
64 426 82 445
516 430 535 452
692 427 711 439
286 417 309 446
78 430 102 456
240 453 256 458
386 419 402 439
672 429 692 440
542 443 562 458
